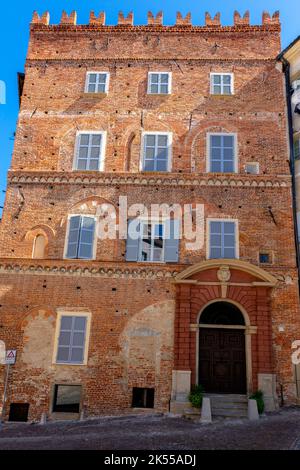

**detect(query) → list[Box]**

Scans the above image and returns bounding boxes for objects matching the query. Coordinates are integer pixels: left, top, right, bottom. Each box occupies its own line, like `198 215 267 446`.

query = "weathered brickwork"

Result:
0 10 299 421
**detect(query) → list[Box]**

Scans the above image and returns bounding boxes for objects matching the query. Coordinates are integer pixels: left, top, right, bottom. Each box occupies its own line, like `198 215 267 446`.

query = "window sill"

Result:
82 92 107 97
206 171 238 175
147 93 170 96
131 407 154 410
71 169 103 173
127 261 180 265
54 362 87 366
209 94 234 97
140 170 171 174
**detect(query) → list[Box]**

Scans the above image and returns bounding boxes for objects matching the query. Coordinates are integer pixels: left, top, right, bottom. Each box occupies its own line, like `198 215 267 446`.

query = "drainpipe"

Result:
279 56 300 292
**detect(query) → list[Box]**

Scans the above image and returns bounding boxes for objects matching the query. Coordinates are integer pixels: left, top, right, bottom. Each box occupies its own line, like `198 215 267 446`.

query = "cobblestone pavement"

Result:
0 407 300 450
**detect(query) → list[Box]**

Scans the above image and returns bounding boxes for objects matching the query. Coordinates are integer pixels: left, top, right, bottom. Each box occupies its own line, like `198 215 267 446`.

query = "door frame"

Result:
196 298 254 395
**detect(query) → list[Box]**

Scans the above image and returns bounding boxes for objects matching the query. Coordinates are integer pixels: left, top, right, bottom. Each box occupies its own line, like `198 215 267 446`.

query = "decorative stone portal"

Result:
198 302 247 394
170 259 279 414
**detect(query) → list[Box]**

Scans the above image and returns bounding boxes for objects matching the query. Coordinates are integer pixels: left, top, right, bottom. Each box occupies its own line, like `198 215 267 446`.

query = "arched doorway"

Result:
198 301 247 394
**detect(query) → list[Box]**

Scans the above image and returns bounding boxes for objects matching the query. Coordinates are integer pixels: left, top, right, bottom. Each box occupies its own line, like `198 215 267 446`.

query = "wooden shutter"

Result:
164 219 180 262
126 219 140 261
78 216 95 259
66 216 81 259
223 222 236 258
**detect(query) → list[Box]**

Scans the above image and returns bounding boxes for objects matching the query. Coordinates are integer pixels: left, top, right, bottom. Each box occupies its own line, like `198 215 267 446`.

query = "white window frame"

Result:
206 218 239 260
140 131 173 172
73 131 107 172
147 72 172 95
85 72 110 94
206 132 238 173
137 219 166 263
210 73 234 95
63 214 97 261
52 310 92 366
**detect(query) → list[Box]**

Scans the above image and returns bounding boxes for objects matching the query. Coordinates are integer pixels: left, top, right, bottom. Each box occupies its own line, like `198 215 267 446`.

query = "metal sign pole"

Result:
1 363 10 423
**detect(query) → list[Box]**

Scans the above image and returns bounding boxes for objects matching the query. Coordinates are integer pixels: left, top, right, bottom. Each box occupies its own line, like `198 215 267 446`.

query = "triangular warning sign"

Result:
7 351 15 358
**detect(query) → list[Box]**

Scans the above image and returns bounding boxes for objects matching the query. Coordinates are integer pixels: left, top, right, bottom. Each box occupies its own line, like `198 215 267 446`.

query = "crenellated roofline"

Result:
30 10 281 32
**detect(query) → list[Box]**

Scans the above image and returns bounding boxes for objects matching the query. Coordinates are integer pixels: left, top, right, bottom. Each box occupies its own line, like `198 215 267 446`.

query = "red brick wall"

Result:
0 14 299 419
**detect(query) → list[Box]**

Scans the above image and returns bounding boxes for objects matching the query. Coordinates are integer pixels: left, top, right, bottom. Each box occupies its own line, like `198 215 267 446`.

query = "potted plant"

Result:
188 384 204 409
249 390 265 415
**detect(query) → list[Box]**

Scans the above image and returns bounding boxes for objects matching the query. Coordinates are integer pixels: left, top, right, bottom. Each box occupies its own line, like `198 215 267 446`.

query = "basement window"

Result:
9 403 30 422
52 384 82 413
132 387 155 408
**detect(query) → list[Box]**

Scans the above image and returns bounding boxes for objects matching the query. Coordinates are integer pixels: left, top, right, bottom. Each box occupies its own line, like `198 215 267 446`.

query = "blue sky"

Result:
0 0 299 214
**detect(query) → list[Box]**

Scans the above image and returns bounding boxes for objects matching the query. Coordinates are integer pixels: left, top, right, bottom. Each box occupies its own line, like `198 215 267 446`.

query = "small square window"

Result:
211 74 233 95
85 72 109 94
132 387 154 408
259 253 270 264
53 384 82 413
245 163 259 175
148 73 171 95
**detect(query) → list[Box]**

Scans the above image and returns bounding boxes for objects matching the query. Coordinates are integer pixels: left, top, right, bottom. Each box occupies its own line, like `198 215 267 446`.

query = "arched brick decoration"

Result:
173 260 277 393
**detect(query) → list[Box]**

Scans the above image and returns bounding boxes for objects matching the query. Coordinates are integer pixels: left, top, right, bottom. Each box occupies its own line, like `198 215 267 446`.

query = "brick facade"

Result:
0 10 300 421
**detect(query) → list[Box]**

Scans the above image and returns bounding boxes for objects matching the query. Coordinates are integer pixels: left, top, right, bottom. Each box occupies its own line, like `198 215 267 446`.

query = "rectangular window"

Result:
148 72 171 94
210 73 233 95
142 133 171 172
245 162 259 175
9 403 30 422
126 219 179 263
85 72 109 93
53 385 82 413
259 253 270 264
294 138 300 160
140 222 164 262
65 215 95 260
208 134 236 173
74 132 106 171
209 220 237 259
132 388 155 408
56 315 87 364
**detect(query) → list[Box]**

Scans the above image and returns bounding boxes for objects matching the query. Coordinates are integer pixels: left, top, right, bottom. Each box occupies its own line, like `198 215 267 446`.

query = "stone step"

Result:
204 394 249 420
205 394 248 403
213 408 248 418
210 401 247 410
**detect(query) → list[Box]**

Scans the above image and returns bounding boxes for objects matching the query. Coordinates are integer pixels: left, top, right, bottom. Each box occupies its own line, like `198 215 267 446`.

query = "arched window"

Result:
32 234 46 259
200 301 245 325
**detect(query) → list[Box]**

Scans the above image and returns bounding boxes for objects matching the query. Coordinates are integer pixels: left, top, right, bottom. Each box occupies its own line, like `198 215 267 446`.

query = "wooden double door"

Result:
199 328 246 394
